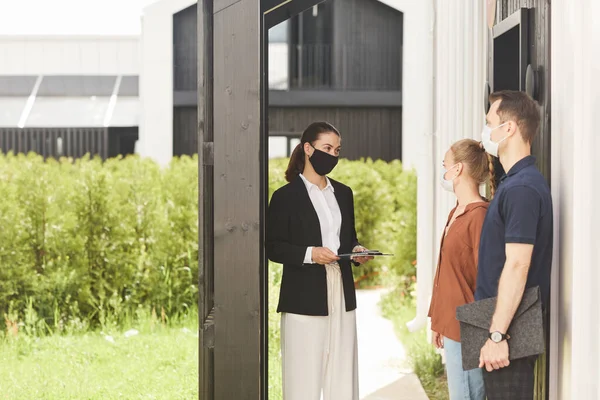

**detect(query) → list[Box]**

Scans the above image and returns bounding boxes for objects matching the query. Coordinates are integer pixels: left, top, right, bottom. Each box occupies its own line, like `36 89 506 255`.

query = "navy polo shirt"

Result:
475 156 553 306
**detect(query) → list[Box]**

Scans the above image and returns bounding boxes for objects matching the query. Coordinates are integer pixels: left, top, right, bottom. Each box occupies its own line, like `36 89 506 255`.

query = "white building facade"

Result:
408 1 600 399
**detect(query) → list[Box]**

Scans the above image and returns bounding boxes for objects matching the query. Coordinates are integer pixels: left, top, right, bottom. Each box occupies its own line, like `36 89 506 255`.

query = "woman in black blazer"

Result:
267 122 372 400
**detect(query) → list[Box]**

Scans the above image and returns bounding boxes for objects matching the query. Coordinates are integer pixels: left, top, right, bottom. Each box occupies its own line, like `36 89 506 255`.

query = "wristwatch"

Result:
489 331 510 343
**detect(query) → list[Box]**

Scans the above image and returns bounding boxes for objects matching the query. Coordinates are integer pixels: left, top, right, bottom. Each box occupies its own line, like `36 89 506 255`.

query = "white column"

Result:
376 0 434 332
407 0 487 332
433 0 487 237
139 2 176 166
551 1 599 399
397 0 487 332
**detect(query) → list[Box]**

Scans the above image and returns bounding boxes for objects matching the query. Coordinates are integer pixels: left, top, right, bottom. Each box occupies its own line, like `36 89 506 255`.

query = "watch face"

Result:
491 332 502 342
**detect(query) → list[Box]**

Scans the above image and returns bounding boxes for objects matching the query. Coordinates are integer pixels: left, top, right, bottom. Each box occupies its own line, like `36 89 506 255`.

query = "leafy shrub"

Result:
0 152 415 346
0 153 198 331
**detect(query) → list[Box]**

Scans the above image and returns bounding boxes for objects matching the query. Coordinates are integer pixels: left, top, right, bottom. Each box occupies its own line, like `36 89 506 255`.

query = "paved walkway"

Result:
356 289 429 400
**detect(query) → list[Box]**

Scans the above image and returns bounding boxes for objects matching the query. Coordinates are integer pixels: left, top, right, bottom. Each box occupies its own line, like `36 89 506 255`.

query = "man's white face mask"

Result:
481 122 509 157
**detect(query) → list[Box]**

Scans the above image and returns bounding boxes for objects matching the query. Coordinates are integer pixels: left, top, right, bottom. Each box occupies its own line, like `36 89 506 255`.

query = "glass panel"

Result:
269 136 287 159
268 43 289 90
268 20 288 43
289 138 300 156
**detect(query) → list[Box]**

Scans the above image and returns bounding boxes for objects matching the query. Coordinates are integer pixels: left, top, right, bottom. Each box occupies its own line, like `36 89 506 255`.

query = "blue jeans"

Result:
444 337 486 400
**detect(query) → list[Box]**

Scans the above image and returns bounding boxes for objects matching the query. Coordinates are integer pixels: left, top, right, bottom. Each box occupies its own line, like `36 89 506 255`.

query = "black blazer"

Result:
266 175 360 316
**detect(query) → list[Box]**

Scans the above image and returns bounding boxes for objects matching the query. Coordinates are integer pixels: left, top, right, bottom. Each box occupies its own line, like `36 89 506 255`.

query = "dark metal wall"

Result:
269 106 402 161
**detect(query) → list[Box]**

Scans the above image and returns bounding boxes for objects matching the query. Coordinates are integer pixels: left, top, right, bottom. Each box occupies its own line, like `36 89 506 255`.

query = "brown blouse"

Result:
428 201 489 342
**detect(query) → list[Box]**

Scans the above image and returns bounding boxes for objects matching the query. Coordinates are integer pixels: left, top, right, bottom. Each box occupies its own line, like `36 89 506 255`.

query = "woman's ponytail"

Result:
285 144 306 182
487 153 497 199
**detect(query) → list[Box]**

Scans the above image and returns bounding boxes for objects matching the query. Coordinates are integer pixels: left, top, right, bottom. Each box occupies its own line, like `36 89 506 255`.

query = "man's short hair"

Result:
489 90 541 144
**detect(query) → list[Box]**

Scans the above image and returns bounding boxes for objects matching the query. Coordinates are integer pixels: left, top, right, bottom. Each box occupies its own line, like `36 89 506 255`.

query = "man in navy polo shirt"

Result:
475 90 553 399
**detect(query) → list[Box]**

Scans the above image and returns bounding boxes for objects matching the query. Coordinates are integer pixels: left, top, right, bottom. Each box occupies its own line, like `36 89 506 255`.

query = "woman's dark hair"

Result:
285 122 341 182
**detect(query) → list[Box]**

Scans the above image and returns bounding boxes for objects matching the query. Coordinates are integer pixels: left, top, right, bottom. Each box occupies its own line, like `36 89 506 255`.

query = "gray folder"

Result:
455 286 545 371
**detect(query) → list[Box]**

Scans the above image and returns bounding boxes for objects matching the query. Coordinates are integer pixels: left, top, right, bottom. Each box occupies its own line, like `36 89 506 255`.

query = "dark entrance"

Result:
198 1 327 399
489 4 551 399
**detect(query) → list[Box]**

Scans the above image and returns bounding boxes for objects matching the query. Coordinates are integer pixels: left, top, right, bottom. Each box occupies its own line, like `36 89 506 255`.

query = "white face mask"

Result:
481 122 509 157
440 163 459 193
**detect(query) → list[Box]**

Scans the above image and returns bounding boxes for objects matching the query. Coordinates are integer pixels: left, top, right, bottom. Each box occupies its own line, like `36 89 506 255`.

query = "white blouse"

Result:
299 174 343 263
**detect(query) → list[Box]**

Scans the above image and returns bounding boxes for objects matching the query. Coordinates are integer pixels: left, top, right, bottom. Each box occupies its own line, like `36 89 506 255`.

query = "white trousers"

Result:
281 263 359 400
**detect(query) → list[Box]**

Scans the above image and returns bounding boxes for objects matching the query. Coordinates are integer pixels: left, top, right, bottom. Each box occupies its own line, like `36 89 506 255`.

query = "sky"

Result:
0 0 159 35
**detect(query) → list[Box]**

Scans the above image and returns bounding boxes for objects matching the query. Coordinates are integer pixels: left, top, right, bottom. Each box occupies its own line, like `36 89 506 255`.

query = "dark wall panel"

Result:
332 0 403 90
174 105 403 162
173 106 198 156
269 106 402 161
174 4 198 91
0 127 108 159
108 127 138 158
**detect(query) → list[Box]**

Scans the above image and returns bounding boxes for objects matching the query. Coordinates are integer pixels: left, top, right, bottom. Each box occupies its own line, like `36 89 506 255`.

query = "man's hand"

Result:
312 247 340 265
432 330 444 349
479 339 510 372
351 246 374 264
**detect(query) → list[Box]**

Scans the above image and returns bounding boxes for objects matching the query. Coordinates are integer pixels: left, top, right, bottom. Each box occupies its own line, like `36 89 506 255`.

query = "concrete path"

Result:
356 289 429 400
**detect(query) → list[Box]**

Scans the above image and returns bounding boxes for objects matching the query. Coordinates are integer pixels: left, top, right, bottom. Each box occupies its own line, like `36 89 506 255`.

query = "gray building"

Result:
172 0 403 161
0 34 140 160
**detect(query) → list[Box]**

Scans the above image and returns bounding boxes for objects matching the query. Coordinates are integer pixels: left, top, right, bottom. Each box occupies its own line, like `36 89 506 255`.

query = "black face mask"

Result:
308 145 338 176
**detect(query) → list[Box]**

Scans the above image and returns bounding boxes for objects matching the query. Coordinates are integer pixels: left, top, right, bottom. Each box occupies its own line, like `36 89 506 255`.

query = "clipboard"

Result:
337 250 394 260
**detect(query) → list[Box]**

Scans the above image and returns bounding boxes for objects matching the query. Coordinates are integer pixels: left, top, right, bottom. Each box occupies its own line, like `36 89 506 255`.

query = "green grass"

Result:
380 289 449 400
0 315 198 399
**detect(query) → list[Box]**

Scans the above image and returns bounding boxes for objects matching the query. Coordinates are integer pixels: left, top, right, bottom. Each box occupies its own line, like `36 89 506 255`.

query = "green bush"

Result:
0 153 198 331
268 158 417 287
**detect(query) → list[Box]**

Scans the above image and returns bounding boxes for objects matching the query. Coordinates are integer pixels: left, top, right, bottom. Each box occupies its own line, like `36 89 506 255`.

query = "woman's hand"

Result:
432 330 444 349
351 246 374 264
312 247 340 265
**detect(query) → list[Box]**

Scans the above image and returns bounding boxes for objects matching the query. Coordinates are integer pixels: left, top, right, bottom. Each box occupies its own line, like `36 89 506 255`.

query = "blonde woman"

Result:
428 139 495 400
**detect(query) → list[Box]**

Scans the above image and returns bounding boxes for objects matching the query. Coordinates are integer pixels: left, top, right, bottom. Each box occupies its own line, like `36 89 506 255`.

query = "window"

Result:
268 134 301 159
268 20 288 43
269 21 289 90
